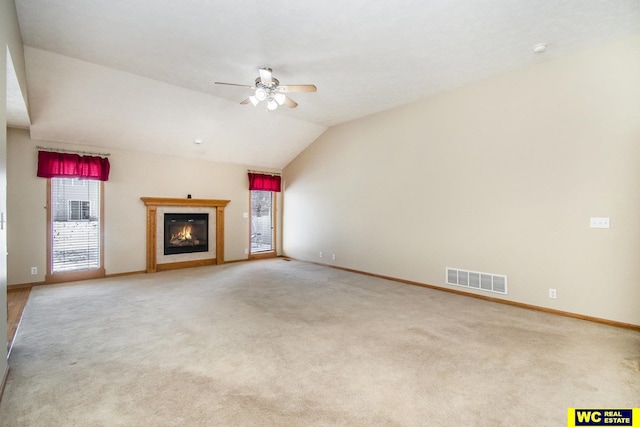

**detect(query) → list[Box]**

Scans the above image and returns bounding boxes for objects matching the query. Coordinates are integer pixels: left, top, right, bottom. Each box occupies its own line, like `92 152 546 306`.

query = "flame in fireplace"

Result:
170 225 193 244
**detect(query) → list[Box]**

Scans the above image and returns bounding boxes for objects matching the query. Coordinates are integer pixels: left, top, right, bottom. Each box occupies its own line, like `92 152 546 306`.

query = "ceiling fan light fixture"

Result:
267 98 278 111
248 95 259 106
274 93 286 105
255 87 267 101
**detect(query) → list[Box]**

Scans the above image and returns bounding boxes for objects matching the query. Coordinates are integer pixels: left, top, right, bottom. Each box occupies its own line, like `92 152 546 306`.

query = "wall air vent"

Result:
446 267 507 295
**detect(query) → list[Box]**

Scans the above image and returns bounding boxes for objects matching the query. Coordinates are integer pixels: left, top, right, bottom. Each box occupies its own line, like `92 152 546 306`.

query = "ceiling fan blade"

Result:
282 96 298 108
214 82 254 89
278 84 317 93
259 68 273 84
240 98 251 105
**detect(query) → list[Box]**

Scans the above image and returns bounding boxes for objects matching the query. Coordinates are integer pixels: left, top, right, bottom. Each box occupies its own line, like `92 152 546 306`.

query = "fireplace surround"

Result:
141 197 230 273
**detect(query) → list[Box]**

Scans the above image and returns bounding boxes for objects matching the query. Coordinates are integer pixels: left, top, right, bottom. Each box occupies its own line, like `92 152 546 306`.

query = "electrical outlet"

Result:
332 253 336 260
590 217 610 228
244 248 248 254
319 252 323 258
549 288 557 299
31 267 37 275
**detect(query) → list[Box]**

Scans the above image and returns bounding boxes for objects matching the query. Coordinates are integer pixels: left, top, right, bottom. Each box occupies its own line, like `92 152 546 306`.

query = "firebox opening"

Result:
164 213 209 255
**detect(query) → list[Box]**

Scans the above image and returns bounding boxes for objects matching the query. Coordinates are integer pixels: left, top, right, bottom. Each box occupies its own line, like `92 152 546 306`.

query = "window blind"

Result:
51 178 101 273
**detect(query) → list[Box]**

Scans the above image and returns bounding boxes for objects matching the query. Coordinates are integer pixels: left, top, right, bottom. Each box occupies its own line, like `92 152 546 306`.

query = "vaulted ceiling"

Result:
8 0 640 168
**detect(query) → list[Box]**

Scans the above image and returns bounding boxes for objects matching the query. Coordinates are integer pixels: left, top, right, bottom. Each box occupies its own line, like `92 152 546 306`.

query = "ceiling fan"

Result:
215 67 317 110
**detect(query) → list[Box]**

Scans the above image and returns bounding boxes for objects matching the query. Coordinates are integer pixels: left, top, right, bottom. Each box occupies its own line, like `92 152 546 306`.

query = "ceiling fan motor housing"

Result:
255 77 280 89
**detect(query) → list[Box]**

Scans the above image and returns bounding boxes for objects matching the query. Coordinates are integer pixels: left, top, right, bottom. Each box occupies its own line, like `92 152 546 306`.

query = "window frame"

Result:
46 178 106 283
248 189 277 260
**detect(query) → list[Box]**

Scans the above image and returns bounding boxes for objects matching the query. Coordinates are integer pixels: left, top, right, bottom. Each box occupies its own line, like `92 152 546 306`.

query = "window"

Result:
247 172 279 260
47 177 105 281
250 190 276 258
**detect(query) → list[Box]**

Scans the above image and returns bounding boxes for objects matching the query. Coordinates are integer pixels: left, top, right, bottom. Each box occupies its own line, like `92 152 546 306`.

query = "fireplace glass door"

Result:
164 213 209 255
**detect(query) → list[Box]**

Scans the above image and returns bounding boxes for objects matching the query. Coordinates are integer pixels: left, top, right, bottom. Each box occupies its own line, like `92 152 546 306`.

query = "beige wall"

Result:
7 128 282 285
3 0 28 386
283 35 640 326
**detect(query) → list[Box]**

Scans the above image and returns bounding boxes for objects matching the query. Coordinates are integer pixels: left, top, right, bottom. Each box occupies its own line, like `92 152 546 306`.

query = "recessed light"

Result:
193 138 203 144
533 43 547 54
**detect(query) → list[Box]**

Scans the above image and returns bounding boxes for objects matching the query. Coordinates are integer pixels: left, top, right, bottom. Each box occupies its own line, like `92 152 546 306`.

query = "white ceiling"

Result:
8 0 640 169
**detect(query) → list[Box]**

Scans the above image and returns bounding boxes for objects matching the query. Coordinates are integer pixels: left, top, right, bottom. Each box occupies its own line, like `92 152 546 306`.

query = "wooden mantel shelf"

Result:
141 197 230 208
141 197 231 273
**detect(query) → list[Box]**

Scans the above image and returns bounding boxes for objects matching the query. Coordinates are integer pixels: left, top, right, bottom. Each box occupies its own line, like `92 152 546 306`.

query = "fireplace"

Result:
164 213 209 255
141 197 229 273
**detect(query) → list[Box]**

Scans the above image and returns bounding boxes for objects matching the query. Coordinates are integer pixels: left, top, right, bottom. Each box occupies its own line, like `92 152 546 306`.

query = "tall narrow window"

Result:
248 172 280 259
47 177 105 282
250 190 275 256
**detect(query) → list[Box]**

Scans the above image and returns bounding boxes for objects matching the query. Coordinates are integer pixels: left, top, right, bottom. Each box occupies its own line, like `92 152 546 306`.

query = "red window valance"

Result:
248 172 281 192
37 151 110 181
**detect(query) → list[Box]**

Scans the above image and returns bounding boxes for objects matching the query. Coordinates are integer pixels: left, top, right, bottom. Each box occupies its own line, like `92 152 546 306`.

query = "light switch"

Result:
590 217 610 229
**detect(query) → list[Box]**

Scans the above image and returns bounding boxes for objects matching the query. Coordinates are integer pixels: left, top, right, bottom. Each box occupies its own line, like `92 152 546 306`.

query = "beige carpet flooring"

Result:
1 259 638 426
